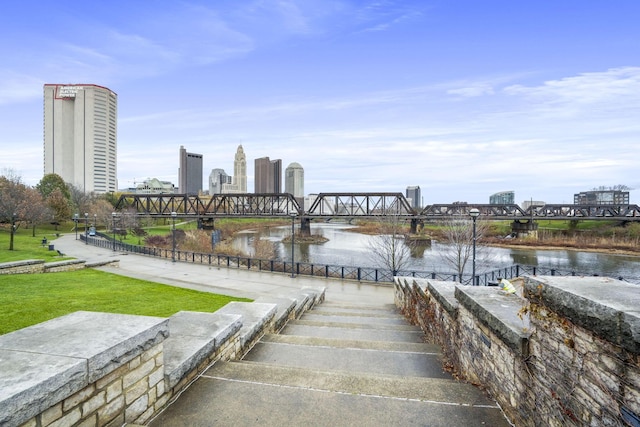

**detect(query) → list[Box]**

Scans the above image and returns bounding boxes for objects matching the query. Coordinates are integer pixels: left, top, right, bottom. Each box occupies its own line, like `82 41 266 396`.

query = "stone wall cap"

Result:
0 311 169 426
216 302 277 347
0 259 46 268
455 286 531 357
524 275 640 353
0 311 169 383
423 280 459 317
164 311 242 388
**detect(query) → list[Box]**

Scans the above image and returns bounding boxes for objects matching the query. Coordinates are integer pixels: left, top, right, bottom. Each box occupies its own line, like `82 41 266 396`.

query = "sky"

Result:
0 0 638 205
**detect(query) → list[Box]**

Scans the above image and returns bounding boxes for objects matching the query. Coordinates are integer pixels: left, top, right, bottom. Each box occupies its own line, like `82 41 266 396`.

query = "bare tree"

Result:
438 216 491 284
20 187 51 237
366 216 413 276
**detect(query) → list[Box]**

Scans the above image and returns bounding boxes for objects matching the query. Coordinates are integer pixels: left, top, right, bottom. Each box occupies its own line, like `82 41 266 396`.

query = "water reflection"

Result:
229 223 640 283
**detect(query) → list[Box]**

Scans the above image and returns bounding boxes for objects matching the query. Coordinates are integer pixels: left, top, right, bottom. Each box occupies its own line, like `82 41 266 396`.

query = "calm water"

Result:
232 223 640 284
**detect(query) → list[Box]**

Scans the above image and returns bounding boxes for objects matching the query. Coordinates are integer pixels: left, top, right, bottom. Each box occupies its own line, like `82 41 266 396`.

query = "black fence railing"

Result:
82 234 633 285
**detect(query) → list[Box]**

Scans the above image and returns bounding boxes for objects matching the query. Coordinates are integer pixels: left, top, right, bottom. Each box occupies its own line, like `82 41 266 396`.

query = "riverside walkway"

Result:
52 235 510 426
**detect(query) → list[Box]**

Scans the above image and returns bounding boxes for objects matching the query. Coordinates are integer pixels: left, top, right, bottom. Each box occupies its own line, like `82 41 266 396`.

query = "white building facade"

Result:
285 162 304 198
43 84 118 193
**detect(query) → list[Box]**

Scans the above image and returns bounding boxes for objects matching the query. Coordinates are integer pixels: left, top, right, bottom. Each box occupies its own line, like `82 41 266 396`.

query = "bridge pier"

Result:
410 218 421 234
511 220 538 238
300 218 311 236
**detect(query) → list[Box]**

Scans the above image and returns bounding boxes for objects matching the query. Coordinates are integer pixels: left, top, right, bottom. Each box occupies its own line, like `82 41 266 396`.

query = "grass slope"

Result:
0 267 250 336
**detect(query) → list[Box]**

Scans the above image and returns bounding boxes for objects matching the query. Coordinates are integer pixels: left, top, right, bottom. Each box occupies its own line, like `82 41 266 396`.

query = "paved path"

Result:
52 234 393 305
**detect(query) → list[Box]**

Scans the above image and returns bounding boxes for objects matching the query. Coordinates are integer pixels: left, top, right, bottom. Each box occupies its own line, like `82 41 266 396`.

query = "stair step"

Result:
300 312 409 326
260 333 440 353
205 361 498 406
241 340 449 378
310 304 403 317
289 318 422 332
150 363 510 426
281 322 425 343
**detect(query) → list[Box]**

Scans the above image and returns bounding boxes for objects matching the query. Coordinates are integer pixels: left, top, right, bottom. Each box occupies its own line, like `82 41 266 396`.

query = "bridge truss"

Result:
114 193 640 221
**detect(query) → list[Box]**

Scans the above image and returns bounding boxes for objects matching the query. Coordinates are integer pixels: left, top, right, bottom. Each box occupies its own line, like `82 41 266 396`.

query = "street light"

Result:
9 213 16 251
73 213 79 240
84 213 88 244
289 212 296 278
93 213 97 227
112 212 117 252
171 211 177 262
469 208 480 286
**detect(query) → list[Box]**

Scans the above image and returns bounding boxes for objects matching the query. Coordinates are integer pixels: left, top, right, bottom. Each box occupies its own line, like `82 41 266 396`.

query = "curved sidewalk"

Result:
51 234 393 305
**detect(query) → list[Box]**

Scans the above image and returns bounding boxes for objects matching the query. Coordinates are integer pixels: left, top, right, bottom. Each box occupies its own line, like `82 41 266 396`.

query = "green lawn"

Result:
0 227 250 335
0 269 250 335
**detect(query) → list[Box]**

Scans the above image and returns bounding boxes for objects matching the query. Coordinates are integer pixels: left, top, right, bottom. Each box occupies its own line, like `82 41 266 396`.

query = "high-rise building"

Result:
209 168 231 194
254 157 282 193
222 145 247 193
43 84 118 193
178 145 203 195
574 190 629 204
285 162 304 198
406 186 421 209
490 191 515 205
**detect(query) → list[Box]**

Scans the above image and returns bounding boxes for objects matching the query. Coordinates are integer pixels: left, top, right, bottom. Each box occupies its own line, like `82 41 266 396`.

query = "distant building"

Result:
254 157 282 193
135 178 175 194
43 84 118 193
574 190 629 205
209 168 231 195
285 162 304 198
521 200 545 210
490 191 515 205
178 145 203 195
406 186 421 209
222 145 247 193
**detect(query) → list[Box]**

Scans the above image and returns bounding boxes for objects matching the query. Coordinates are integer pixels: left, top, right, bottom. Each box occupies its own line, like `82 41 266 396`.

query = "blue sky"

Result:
0 0 638 204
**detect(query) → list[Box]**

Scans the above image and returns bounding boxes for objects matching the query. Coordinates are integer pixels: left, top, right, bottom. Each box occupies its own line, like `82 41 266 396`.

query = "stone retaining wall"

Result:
0 259 120 275
394 275 640 426
0 260 45 275
0 287 326 427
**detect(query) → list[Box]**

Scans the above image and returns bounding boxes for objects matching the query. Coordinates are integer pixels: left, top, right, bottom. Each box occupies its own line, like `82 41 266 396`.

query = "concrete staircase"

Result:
149 301 510 426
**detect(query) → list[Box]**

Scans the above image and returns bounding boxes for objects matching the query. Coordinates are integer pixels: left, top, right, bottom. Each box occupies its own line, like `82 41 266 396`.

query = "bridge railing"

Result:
84 235 634 285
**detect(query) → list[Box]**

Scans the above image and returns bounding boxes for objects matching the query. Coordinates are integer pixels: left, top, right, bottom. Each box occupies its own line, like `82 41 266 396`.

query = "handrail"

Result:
83 234 634 285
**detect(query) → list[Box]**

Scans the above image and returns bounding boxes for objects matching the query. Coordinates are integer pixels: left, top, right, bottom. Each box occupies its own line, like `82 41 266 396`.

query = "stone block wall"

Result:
395 275 640 427
20 342 166 427
0 260 45 275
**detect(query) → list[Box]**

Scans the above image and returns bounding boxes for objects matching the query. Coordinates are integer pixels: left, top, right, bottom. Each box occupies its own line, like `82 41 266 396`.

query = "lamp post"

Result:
73 213 79 240
112 212 117 252
171 211 177 262
289 212 296 278
84 213 88 244
93 214 97 227
9 213 16 251
469 208 480 286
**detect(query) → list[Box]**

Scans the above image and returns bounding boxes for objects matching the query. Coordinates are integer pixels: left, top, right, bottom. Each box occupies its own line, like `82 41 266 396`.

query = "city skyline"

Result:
0 1 638 204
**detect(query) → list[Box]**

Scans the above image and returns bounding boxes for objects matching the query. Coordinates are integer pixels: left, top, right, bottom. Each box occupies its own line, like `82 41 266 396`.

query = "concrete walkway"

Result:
51 235 509 426
51 234 393 305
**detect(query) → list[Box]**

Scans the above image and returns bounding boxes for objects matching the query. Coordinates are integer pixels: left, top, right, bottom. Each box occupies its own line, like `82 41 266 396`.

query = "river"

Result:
232 223 640 284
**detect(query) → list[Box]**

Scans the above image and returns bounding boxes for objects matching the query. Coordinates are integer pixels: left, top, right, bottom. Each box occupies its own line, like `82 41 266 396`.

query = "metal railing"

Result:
82 234 633 285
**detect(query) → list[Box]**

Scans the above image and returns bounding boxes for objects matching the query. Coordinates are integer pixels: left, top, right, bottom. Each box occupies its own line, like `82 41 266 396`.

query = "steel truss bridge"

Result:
115 193 640 233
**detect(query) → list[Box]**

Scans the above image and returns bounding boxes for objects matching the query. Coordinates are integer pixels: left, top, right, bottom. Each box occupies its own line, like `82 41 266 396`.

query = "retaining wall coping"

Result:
454 287 531 357
163 311 243 388
44 259 86 268
0 311 169 427
254 296 297 331
0 259 45 269
523 275 640 354
423 280 459 318
216 302 278 349
85 259 120 268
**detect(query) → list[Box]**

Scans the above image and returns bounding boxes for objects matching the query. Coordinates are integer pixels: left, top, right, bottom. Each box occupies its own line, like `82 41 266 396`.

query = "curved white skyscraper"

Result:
43 84 117 193
285 162 304 198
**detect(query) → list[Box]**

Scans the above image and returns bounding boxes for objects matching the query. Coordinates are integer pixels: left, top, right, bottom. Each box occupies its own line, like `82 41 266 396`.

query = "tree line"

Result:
0 170 117 238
